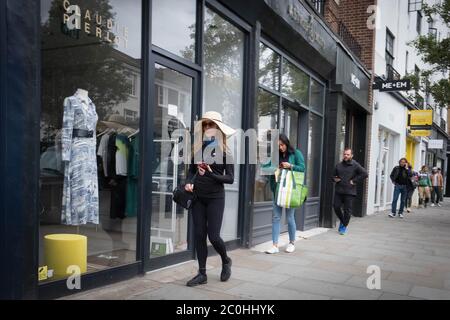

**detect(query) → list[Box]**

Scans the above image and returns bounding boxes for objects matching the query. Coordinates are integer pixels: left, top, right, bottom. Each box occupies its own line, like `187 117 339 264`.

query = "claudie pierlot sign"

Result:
62 0 130 49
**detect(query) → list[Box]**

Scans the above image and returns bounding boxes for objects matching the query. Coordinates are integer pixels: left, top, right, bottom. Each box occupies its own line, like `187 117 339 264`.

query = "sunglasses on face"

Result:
202 121 215 128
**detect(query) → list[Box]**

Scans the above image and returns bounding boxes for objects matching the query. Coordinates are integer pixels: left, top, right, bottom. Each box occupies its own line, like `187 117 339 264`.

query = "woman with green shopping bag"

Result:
264 134 305 254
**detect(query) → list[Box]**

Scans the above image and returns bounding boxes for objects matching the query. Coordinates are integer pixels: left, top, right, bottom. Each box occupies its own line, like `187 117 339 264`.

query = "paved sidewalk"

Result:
64 199 450 300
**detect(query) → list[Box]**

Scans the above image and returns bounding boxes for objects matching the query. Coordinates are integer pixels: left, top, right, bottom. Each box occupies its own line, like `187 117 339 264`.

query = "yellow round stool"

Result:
44 234 87 278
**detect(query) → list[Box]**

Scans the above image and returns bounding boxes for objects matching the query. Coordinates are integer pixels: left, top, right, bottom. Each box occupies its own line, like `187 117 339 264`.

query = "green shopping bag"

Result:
275 169 308 208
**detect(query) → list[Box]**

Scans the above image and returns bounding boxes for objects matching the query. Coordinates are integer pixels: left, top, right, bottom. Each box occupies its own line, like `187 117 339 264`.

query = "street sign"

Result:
409 110 433 126
373 79 411 91
409 130 431 137
428 139 444 149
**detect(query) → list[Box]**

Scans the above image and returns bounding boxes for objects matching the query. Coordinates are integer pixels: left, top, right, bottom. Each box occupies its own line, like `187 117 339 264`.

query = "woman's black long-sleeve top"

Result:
187 146 234 199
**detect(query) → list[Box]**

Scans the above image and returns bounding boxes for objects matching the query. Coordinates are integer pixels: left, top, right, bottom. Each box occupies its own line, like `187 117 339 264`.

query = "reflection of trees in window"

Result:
259 43 280 91
41 0 133 140
257 88 278 118
202 9 244 126
282 59 309 105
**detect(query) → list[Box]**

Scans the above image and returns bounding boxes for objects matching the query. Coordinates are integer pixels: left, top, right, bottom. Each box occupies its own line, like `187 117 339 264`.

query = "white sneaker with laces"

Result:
265 246 279 254
285 243 295 253
431 204 435 207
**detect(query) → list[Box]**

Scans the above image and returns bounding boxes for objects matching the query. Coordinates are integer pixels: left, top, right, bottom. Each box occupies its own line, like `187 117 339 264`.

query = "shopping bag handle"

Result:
282 168 297 189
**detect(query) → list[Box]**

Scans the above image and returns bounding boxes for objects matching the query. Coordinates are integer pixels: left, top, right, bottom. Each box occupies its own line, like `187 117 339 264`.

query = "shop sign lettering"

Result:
62 0 129 49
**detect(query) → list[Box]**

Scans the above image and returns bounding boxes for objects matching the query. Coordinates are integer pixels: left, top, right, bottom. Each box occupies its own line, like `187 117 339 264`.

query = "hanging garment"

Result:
110 175 127 219
115 134 129 176
61 93 99 225
97 132 110 177
107 133 117 178
126 135 139 217
107 133 129 219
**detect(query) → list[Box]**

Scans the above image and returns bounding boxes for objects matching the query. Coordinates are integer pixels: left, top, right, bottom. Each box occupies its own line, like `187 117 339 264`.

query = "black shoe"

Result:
220 258 232 282
186 273 207 287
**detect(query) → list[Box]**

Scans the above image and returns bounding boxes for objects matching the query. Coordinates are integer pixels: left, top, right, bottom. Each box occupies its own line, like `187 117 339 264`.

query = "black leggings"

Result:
191 196 228 272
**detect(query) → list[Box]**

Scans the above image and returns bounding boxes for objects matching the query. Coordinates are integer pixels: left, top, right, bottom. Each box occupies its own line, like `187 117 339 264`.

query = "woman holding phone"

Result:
264 133 305 254
184 111 235 287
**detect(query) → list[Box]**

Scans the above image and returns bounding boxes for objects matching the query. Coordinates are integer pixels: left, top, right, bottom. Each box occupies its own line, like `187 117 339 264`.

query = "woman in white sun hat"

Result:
184 111 236 287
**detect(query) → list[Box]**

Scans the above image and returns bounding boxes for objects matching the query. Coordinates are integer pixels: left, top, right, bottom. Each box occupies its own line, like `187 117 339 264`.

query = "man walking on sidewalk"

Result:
332 148 368 235
389 158 412 218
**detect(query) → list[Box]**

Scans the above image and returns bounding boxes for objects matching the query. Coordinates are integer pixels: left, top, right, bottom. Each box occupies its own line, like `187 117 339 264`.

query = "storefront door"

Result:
149 54 199 266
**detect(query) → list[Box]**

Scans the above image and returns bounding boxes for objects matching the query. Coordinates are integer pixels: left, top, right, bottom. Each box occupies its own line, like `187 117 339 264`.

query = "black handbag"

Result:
172 172 198 210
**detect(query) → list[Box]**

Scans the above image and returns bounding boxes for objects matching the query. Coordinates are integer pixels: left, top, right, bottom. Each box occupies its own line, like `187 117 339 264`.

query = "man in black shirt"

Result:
389 158 412 218
332 148 368 235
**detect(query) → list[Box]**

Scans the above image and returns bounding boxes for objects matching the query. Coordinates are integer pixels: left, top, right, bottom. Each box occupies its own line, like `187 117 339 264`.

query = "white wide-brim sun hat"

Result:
194 111 236 137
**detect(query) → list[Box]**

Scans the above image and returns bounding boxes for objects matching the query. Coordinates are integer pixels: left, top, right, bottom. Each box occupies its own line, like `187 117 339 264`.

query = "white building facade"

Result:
367 0 449 215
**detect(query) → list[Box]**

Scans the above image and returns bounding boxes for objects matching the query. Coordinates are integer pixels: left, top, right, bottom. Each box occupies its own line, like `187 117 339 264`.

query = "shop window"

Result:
39 0 142 283
282 59 310 105
152 0 197 62
254 89 279 203
259 43 281 91
203 8 245 240
310 79 325 114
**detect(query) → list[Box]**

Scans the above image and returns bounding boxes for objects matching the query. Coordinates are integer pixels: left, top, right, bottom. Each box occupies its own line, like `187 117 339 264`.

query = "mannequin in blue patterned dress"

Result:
61 89 99 225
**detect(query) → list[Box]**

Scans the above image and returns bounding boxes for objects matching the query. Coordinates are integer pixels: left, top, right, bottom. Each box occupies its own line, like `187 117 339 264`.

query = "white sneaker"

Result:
438 203 442 207
388 213 395 218
265 246 279 254
406 208 411 213
285 243 295 253
399 214 404 219
431 204 435 207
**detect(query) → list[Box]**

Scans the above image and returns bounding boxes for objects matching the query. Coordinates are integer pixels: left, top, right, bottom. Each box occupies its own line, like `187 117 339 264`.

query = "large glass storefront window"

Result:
255 41 325 204
39 0 141 282
152 0 197 62
203 8 244 241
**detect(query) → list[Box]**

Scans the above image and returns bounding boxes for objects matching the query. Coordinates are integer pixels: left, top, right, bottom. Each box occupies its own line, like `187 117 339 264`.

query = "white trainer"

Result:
285 243 295 253
431 204 436 207
265 246 279 254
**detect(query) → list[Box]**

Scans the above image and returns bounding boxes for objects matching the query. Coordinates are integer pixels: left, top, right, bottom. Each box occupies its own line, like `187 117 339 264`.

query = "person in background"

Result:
417 165 432 208
332 148 368 235
438 168 444 203
431 167 444 207
389 158 412 218
405 162 418 213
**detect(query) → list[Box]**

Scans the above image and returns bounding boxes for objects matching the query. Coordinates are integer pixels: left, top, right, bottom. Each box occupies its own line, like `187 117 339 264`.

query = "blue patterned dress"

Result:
61 92 99 225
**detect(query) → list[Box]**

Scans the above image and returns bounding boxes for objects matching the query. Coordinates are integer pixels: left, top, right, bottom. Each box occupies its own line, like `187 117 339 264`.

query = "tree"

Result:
409 0 450 109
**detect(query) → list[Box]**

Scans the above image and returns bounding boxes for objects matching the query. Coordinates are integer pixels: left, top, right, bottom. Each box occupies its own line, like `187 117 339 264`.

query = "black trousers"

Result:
333 193 355 227
191 196 228 272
